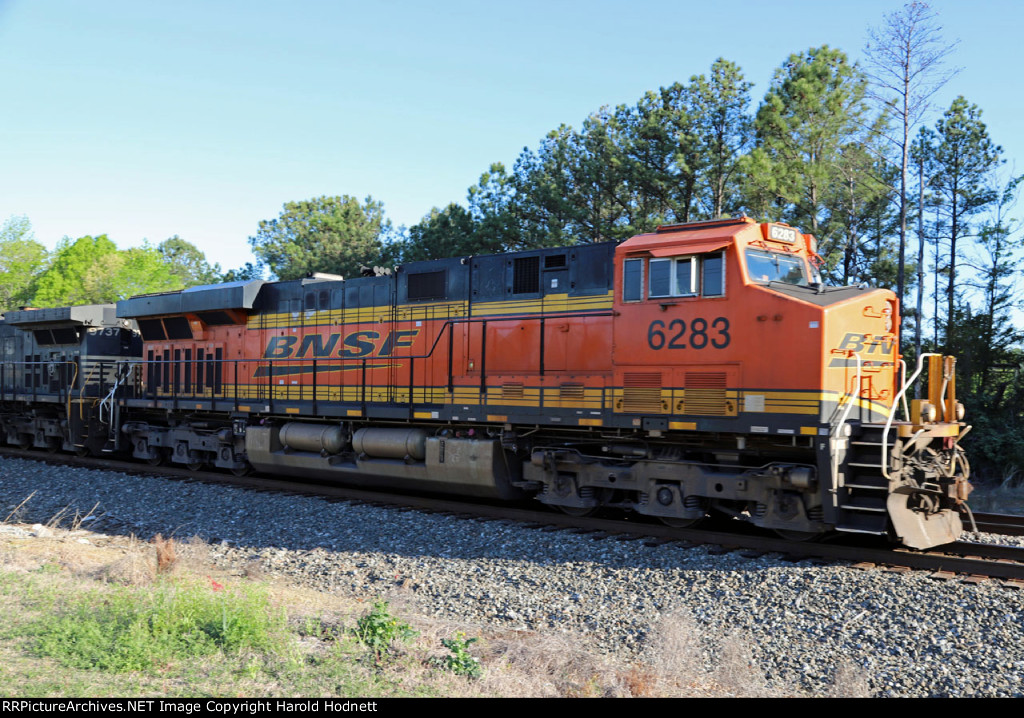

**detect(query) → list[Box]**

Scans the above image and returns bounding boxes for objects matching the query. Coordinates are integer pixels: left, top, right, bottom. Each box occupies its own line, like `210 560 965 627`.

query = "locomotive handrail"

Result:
936 370 951 423
120 309 617 412
0 359 79 392
881 352 940 481
68 359 82 420
898 359 910 423
830 352 862 489
100 360 136 425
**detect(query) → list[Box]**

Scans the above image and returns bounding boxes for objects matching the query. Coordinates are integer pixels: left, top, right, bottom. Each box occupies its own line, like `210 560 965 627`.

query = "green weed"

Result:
352 601 417 663
435 632 483 679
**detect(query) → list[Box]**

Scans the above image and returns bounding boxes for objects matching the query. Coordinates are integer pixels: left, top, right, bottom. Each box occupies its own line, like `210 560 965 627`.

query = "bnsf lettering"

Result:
378 330 418 357
297 333 340 358
264 336 297 358
340 331 380 358
836 333 895 355
263 330 420 359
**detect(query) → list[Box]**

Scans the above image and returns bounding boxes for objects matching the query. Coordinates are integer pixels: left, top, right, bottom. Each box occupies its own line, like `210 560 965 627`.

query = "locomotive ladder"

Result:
829 353 891 537
833 425 894 536
831 353 942 537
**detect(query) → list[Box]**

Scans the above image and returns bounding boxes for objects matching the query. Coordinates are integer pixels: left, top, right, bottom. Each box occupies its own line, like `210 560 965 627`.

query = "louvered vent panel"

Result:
512 256 540 294
685 372 728 415
622 373 664 413
559 383 585 401
501 382 524 399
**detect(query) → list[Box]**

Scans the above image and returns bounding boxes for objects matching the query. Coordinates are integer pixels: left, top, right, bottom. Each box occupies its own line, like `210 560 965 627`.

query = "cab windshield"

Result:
745 249 809 286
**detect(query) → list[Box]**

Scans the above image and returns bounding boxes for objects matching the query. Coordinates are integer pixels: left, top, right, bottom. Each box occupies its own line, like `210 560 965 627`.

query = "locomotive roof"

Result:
619 217 813 260
118 279 265 318
619 217 762 256
4 304 119 328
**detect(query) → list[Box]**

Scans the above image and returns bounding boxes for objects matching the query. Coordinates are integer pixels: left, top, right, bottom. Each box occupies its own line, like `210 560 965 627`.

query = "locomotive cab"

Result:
600 217 969 547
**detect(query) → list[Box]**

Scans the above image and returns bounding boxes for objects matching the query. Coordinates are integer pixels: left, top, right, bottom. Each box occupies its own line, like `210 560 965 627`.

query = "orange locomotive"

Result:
115 217 971 549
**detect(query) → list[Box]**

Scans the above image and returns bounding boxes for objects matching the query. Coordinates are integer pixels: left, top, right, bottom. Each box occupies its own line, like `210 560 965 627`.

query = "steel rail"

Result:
4 447 1024 584
969 512 1024 537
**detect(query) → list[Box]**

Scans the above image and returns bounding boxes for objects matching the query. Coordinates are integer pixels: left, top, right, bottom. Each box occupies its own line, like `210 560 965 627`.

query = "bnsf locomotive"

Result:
0 218 972 549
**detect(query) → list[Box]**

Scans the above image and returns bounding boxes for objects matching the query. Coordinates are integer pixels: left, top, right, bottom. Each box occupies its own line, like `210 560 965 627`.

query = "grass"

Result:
0 565 441 698
30 579 285 672
0 517 871 698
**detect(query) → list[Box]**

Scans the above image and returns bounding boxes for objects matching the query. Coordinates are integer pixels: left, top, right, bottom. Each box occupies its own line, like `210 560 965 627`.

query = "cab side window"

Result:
648 259 671 297
702 252 725 296
622 251 727 302
649 257 698 298
623 258 644 302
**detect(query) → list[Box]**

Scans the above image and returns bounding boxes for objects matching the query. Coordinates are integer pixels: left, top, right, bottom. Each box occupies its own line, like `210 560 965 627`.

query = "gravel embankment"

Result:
2 456 1023 697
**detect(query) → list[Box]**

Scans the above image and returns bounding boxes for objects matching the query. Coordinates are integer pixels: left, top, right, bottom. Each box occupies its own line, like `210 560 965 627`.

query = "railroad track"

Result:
970 511 1024 536
4 447 1024 587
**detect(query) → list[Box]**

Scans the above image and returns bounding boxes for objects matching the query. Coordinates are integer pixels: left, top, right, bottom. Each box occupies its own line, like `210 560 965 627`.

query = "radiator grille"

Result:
512 257 540 294
559 383 585 401
501 382 524 399
622 372 664 413
685 372 729 415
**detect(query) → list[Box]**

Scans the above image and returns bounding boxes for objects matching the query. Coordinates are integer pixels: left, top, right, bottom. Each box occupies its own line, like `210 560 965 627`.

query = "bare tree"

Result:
863 1 959 350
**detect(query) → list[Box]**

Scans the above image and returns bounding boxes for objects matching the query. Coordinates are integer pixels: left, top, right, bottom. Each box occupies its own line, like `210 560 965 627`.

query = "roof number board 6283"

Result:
768 225 797 243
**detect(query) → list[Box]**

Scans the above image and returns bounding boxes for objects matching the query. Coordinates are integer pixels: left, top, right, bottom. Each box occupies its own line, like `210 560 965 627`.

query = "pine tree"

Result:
746 46 880 281
926 96 1002 348
864 1 959 320
690 58 754 219
248 196 390 280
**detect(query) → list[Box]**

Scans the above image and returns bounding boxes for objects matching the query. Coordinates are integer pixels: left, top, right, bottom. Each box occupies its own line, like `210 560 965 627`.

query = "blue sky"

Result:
0 0 1019 273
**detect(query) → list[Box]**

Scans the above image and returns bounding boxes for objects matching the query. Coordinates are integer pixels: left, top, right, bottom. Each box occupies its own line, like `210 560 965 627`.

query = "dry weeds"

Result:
97 536 157 586
43 505 71 530
643 607 707 693
69 502 102 532
3 492 35 524
478 630 626 697
153 534 178 574
242 559 265 580
169 535 213 574
825 658 872 698
711 632 776 697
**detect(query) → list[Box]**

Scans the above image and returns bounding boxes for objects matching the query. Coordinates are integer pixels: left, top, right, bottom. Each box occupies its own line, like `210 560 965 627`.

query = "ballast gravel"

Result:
1 456 1023 697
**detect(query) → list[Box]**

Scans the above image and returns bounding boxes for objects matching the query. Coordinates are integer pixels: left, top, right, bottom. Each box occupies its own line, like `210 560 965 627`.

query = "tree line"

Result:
2 4 1021 478
0 225 222 309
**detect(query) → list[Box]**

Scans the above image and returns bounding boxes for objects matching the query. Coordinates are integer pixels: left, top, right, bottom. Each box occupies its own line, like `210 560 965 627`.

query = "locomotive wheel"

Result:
74 446 91 458
186 461 205 472
774 529 825 542
558 505 600 518
229 464 253 477
146 452 167 466
18 436 32 451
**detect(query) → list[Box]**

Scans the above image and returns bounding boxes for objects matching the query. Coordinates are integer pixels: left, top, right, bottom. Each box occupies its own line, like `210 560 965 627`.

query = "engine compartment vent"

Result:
685 372 731 415
501 382 524 400
622 372 664 413
559 383 585 401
